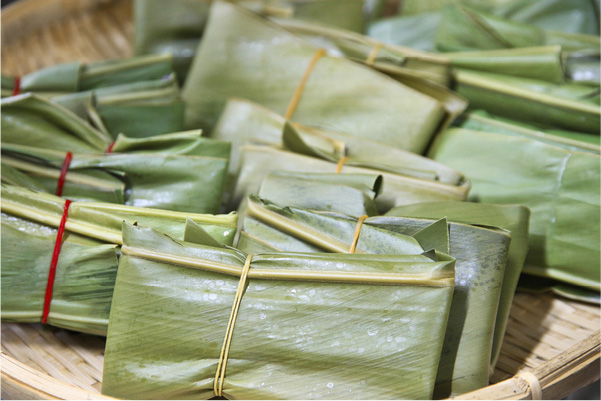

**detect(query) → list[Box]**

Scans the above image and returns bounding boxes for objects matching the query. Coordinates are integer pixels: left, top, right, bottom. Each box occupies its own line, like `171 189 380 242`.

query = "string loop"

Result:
349 215 368 254
105 142 116 154
41 199 72 324
56 152 73 197
284 49 326 120
214 254 254 397
336 156 349 173
12 77 21 96
365 43 383 66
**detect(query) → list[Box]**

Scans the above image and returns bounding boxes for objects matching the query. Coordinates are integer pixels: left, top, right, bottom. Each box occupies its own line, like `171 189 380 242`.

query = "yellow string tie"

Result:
349 215 368 254
517 372 542 400
336 156 350 173
214 254 253 397
284 49 326 120
365 43 383 66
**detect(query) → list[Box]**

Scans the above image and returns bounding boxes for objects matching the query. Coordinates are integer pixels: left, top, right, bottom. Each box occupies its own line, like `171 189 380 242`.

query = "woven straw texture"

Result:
1 0 600 399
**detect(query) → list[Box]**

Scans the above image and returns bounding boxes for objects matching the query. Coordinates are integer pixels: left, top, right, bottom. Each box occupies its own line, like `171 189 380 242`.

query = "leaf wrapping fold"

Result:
385 201 530 375
239 196 511 396
210 98 468 210
1 54 174 96
429 124 600 291
102 222 455 399
183 1 447 154
1 185 237 335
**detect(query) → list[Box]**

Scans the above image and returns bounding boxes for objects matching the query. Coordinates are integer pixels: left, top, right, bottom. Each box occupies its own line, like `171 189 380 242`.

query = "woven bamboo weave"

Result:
1 0 600 399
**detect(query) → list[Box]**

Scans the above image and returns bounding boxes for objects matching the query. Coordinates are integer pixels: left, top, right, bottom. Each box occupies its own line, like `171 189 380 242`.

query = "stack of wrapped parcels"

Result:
2 0 599 399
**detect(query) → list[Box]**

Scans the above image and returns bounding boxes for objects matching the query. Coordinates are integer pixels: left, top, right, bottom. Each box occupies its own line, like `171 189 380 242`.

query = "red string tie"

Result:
12 76 21 96
105 142 116 154
41 199 72 324
56 152 73 197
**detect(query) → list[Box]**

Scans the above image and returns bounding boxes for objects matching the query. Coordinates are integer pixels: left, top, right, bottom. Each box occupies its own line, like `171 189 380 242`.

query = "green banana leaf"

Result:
2 94 112 153
517 275 601 304
2 94 228 156
272 18 453 87
52 73 185 138
447 46 565 83
183 0 449 154
211 98 468 207
429 126 600 291
453 69 600 134
1 184 238 335
399 0 600 36
272 19 474 130
435 4 601 52
368 12 441 52
368 13 573 83
234 145 469 213
2 95 230 213
133 0 369 82
0 54 174 97
266 0 368 33
2 141 229 214
239 196 512 396
2 185 237 249
564 50 601 86
369 14 598 87
1 162 46 191
459 110 601 150
257 171 381 217
102 222 455 399
2 213 118 336
385 201 531 372
564 51 601 86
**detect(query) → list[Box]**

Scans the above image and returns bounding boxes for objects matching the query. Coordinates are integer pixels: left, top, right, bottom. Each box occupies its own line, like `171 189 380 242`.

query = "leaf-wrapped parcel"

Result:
434 4 601 52
235 145 469 213
369 5 600 86
213 98 466 185
52 73 184 139
133 0 369 81
2 95 229 213
239 196 512 396
517 275 601 305
183 0 450 154
385 201 530 372
452 69 600 134
210 98 469 211
257 171 381 218
2 94 113 154
271 18 454 87
2 141 229 214
398 0 600 36
1 185 238 335
1 54 174 97
102 222 455 399
429 116 600 292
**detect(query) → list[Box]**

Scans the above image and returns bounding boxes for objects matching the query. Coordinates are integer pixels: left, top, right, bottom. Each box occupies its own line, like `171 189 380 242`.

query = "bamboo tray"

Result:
1 0 600 399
